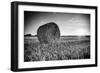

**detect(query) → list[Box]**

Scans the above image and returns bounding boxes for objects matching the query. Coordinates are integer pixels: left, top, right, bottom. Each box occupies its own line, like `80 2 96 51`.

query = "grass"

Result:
24 36 90 62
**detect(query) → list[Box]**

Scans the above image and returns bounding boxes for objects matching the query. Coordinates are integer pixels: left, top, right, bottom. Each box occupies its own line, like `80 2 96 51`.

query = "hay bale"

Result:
37 22 60 44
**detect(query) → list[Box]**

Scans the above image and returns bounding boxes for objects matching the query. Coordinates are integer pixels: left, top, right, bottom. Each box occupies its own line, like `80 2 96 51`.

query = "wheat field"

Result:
24 36 90 62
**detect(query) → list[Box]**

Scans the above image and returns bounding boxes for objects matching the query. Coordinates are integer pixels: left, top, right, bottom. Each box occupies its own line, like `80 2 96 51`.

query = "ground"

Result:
24 36 90 62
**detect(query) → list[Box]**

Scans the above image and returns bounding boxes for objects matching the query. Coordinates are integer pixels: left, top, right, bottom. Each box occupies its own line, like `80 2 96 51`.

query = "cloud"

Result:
24 11 90 36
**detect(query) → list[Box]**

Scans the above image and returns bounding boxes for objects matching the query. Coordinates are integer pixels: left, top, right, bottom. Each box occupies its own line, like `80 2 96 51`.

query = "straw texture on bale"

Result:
37 22 60 44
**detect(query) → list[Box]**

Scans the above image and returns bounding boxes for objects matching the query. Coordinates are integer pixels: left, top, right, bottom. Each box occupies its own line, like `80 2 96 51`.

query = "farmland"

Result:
24 36 90 62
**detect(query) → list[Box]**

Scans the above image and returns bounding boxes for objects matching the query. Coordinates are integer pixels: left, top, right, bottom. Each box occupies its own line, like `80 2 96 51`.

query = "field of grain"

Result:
24 36 90 62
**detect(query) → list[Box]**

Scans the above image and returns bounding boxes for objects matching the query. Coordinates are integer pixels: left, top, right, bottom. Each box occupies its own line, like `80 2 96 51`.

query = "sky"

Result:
24 11 90 36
